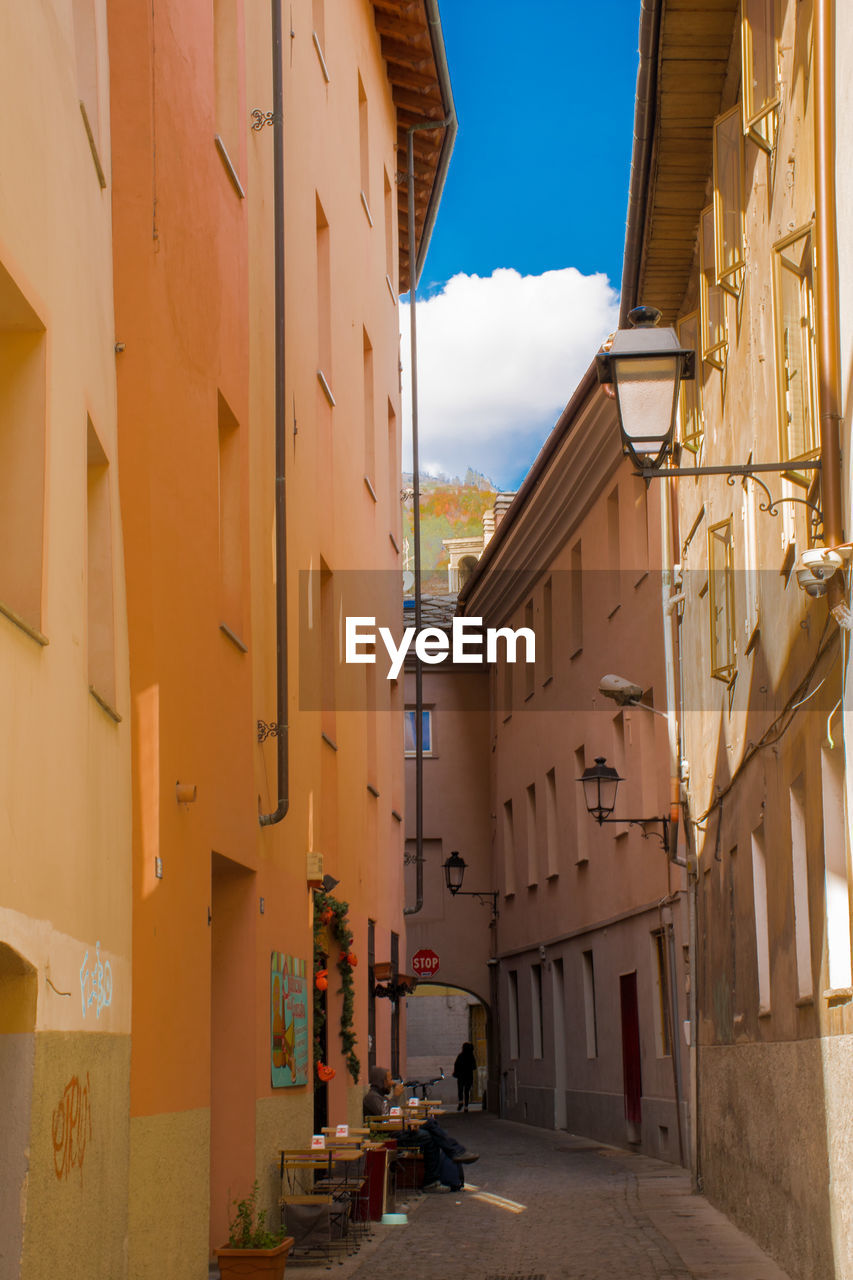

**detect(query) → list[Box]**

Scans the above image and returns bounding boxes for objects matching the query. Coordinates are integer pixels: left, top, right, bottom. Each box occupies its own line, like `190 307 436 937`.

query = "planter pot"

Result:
215 1237 294 1279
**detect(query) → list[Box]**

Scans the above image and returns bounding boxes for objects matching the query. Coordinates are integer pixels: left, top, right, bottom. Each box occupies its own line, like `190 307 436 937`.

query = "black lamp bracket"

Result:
595 815 670 851
638 460 822 534
450 889 499 919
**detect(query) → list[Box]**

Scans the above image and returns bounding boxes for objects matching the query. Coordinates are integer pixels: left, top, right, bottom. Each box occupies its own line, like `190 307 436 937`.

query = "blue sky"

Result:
401 0 643 490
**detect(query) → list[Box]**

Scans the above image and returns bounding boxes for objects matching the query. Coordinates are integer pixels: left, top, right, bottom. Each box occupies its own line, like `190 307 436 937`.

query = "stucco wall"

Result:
128 1110 210 1280
698 1039 834 1280
22 1033 131 1280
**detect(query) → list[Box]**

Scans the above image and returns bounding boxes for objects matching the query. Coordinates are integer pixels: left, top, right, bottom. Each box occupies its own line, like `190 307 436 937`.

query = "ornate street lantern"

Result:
579 757 623 824
596 306 695 469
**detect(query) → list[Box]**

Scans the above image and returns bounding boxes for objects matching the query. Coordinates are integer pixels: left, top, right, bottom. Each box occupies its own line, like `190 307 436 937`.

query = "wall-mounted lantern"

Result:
442 851 498 919
578 757 670 851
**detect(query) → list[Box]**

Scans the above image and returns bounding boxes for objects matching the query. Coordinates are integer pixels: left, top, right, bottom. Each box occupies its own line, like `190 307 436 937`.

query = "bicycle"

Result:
401 1067 445 1100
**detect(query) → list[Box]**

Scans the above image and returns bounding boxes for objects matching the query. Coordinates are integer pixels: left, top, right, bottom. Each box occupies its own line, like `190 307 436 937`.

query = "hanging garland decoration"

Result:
313 889 360 1083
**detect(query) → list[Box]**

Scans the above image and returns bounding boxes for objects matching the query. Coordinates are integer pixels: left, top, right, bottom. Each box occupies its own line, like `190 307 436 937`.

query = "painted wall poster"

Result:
271 952 308 1087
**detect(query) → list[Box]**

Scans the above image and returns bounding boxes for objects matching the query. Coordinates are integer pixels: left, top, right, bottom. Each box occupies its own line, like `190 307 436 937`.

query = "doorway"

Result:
210 853 255 1252
619 971 642 1144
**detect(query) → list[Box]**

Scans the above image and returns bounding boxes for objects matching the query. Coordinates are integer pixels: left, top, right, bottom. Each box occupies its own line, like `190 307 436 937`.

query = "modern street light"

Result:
442 851 499 919
578 756 670 851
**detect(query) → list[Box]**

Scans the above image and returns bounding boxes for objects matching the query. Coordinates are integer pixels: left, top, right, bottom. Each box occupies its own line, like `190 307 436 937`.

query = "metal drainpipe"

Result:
814 0 844 555
403 116 454 914
259 0 289 827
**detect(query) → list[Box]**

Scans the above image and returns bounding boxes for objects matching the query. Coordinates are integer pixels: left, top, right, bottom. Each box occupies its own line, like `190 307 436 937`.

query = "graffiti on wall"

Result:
52 1073 93 1182
271 952 308 1087
80 941 112 1019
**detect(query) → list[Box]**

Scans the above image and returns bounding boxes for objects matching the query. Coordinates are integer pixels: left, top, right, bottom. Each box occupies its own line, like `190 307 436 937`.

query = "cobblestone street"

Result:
290 1113 792 1280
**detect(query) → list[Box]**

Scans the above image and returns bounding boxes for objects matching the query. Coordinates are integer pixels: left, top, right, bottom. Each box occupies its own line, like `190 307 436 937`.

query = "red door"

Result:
619 972 642 1138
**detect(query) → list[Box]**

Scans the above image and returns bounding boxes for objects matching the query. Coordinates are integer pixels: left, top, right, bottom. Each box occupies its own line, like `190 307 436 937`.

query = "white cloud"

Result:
400 267 619 489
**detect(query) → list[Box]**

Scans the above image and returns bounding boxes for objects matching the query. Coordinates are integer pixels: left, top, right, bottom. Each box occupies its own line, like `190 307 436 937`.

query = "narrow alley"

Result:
283 1114 792 1280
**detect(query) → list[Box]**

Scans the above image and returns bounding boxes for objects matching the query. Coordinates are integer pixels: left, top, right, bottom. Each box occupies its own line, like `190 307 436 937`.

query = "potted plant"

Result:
215 1181 294 1279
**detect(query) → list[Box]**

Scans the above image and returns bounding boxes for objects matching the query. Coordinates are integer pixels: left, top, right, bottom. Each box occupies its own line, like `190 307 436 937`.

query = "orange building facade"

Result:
107 0 453 1270
0 3 132 1276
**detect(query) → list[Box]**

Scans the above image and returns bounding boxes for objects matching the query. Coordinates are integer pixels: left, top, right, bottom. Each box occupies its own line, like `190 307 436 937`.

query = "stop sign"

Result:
411 948 440 978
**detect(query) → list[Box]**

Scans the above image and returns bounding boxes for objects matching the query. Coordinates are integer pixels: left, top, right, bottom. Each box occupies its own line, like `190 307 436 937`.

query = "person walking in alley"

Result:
453 1042 477 1111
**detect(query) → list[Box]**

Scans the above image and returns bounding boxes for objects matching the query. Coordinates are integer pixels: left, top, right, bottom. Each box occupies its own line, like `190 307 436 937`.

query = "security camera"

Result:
599 674 644 705
795 548 844 598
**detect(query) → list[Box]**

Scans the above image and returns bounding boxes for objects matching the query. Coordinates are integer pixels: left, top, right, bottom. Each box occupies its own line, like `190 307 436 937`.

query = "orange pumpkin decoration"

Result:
346 952 358 967
320 908 334 925
316 1061 336 1082
315 968 328 991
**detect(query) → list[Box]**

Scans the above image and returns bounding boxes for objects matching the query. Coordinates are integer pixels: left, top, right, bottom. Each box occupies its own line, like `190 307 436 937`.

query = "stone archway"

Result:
405 982 489 1108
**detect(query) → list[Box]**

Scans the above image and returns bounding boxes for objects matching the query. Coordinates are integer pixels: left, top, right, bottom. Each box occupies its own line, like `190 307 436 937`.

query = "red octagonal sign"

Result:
411 948 440 978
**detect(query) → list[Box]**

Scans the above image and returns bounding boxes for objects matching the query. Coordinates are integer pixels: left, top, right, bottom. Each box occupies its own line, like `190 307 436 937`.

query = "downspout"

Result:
403 113 454 913
814 0 844 555
260 0 289 826
401 0 456 912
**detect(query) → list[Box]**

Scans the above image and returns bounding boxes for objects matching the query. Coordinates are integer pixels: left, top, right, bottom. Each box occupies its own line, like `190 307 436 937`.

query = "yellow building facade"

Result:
0 2 132 1275
621 2 853 1275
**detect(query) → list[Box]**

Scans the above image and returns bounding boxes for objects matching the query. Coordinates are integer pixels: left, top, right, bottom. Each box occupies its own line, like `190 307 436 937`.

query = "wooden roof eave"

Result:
371 0 457 293
620 0 739 326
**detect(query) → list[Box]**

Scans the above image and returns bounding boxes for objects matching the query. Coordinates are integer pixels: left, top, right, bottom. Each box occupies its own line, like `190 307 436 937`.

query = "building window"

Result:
651 929 671 1057
569 540 583 655
404 708 432 756
218 392 243 635
390 931 400 1077
581 950 598 1058
363 329 375 492
751 825 771 1013
213 0 241 172
316 197 333 400
0 260 46 636
503 799 516 897
773 226 818 480
507 970 520 1060
320 561 336 741
367 920 376 1070
822 744 852 990
713 106 745 293
312 0 329 81
790 777 813 1001
384 169 395 292
606 484 620 614
87 419 116 709
700 206 727 369
708 518 735 683
542 577 553 681
526 783 537 887
72 0 106 185
530 964 544 1059
545 767 559 878
358 73 371 219
741 0 778 151
524 599 535 698
573 747 588 864
677 311 703 453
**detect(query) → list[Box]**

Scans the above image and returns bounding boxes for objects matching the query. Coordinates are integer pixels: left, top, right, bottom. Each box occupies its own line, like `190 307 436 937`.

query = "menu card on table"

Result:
335 1124 349 1137
311 1134 326 1149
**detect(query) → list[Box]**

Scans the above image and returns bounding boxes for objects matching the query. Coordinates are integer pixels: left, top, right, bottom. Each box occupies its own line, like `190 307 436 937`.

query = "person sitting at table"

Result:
363 1064 405 1116
363 1066 479 1192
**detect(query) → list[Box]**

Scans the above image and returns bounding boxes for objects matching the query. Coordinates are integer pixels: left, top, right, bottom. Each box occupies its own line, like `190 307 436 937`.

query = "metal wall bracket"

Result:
251 109 279 130
257 720 286 743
